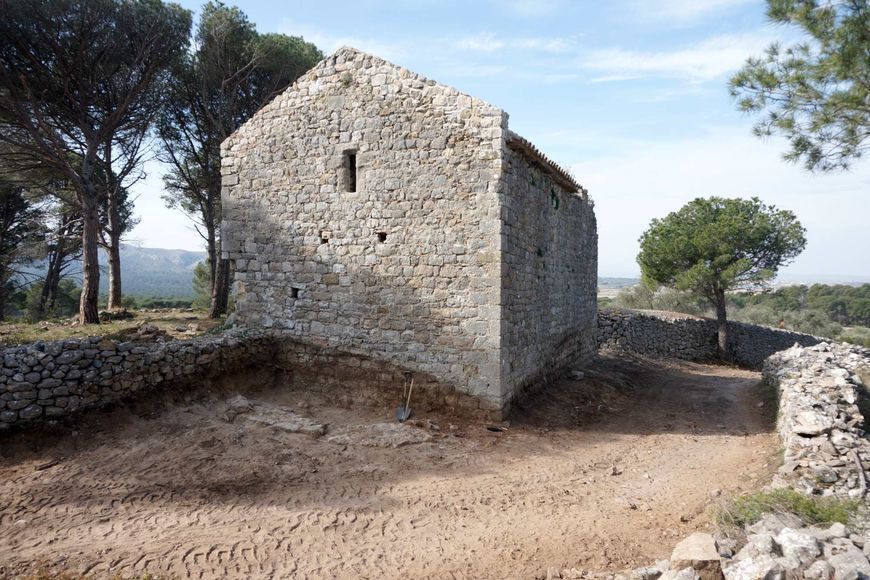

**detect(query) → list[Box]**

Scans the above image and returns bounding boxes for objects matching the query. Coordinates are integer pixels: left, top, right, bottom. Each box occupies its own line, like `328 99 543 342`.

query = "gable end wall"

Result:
220 48 506 410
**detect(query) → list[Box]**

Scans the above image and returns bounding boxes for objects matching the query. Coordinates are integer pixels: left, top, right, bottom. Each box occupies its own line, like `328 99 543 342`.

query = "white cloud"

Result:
455 33 505 52
580 31 774 81
633 0 756 24
454 32 578 54
569 127 870 278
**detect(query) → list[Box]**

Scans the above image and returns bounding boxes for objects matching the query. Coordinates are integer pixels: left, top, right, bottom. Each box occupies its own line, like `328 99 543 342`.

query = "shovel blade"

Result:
395 406 411 422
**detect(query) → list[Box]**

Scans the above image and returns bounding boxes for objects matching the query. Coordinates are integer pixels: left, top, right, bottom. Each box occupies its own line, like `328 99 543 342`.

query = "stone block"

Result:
670 533 722 580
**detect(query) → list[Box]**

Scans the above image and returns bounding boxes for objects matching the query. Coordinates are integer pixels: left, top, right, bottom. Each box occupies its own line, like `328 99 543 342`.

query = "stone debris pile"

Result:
765 342 870 498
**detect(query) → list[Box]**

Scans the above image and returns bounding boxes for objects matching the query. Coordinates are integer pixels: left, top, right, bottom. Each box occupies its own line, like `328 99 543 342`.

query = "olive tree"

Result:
637 197 807 358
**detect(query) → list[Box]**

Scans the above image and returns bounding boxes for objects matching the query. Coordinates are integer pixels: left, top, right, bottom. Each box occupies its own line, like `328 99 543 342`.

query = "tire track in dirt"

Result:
0 356 778 579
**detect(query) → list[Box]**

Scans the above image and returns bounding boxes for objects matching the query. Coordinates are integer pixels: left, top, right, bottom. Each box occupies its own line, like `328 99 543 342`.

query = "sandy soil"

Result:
0 355 778 579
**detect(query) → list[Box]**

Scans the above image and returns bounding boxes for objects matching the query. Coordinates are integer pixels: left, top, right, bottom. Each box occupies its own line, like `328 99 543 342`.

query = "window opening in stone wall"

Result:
291 287 300 299
320 230 329 244
346 151 357 192
377 231 387 243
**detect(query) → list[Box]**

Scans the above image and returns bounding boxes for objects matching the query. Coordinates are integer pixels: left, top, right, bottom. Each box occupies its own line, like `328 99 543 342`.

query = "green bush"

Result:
841 326 870 348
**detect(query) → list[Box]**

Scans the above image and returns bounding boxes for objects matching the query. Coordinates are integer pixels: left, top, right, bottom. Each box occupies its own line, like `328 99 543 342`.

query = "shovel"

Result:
395 377 414 422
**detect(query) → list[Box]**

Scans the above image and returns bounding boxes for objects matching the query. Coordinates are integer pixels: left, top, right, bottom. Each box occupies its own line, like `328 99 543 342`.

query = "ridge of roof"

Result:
505 131 582 194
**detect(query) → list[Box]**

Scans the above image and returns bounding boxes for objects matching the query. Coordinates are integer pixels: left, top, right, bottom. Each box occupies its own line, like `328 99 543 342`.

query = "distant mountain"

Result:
105 245 206 297
25 244 206 298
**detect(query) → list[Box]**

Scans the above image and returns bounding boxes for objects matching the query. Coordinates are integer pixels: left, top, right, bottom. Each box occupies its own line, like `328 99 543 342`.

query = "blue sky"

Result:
129 0 870 280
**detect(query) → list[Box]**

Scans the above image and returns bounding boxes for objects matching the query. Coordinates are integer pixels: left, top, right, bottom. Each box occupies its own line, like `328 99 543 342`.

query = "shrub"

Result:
717 489 859 529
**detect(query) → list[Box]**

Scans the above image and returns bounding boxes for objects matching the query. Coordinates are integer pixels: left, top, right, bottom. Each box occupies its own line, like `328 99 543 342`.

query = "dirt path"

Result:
0 355 778 579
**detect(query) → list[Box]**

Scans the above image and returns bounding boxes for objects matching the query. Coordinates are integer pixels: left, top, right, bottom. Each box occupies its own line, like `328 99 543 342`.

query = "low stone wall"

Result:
0 329 273 432
765 341 870 499
597 308 821 368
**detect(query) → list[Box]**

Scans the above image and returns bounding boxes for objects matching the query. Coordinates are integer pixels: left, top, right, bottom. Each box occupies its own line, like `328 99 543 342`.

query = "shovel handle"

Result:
404 377 414 413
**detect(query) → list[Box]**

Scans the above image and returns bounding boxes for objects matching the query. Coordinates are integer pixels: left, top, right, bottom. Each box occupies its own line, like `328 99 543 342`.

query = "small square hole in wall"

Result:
291 287 300 299
377 231 387 243
320 230 329 244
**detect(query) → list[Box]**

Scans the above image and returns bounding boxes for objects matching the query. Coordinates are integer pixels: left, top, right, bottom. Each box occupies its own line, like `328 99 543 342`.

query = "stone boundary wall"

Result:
0 329 273 432
765 341 870 499
597 308 821 368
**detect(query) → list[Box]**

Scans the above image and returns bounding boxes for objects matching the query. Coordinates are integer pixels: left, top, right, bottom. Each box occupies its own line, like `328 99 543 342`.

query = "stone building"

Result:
221 47 597 415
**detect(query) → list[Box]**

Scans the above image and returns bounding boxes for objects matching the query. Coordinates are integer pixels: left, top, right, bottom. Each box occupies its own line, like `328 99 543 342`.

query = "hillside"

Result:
105 245 206 297
26 245 206 298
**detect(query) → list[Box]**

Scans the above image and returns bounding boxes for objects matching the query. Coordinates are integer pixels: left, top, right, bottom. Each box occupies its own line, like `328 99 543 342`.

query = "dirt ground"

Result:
0 355 779 579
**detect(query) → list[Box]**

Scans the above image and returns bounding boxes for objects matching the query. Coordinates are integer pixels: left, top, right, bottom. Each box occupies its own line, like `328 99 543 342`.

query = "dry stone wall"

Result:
597 308 821 368
0 329 272 432
765 341 870 499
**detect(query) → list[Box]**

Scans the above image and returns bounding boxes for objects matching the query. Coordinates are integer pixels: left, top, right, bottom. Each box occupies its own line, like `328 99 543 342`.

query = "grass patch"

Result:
717 488 860 530
0 309 221 347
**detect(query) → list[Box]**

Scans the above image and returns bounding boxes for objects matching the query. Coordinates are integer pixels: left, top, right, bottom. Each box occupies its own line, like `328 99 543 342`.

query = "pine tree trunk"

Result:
79 191 101 324
209 255 230 319
106 237 122 310
206 222 217 294
40 253 60 317
105 181 123 310
714 289 729 360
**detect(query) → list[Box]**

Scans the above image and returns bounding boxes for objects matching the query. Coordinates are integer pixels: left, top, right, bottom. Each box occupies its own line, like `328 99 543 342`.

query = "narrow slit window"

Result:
291 287 300 299
346 151 357 192
377 231 387 243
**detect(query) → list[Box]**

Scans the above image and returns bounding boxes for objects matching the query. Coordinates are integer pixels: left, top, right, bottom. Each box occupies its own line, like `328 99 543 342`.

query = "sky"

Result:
127 0 870 281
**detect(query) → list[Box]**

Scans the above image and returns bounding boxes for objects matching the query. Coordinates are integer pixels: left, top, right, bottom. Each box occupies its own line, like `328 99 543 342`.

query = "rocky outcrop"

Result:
0 328 273 431
597 309 821 368
765 342 870 498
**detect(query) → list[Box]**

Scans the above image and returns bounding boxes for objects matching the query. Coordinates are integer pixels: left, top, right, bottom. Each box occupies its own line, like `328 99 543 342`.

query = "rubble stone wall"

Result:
765 342 870 499
221 47 506 410
597 308 820 368
0 330 273 432
221 47 599 414
499 147 597 407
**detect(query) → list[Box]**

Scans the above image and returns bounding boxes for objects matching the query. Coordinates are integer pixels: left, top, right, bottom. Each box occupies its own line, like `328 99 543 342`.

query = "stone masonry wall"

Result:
0 330 272 432
221 47 506 411
597 308 821 368
765 341 870 499
499 147 597 407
